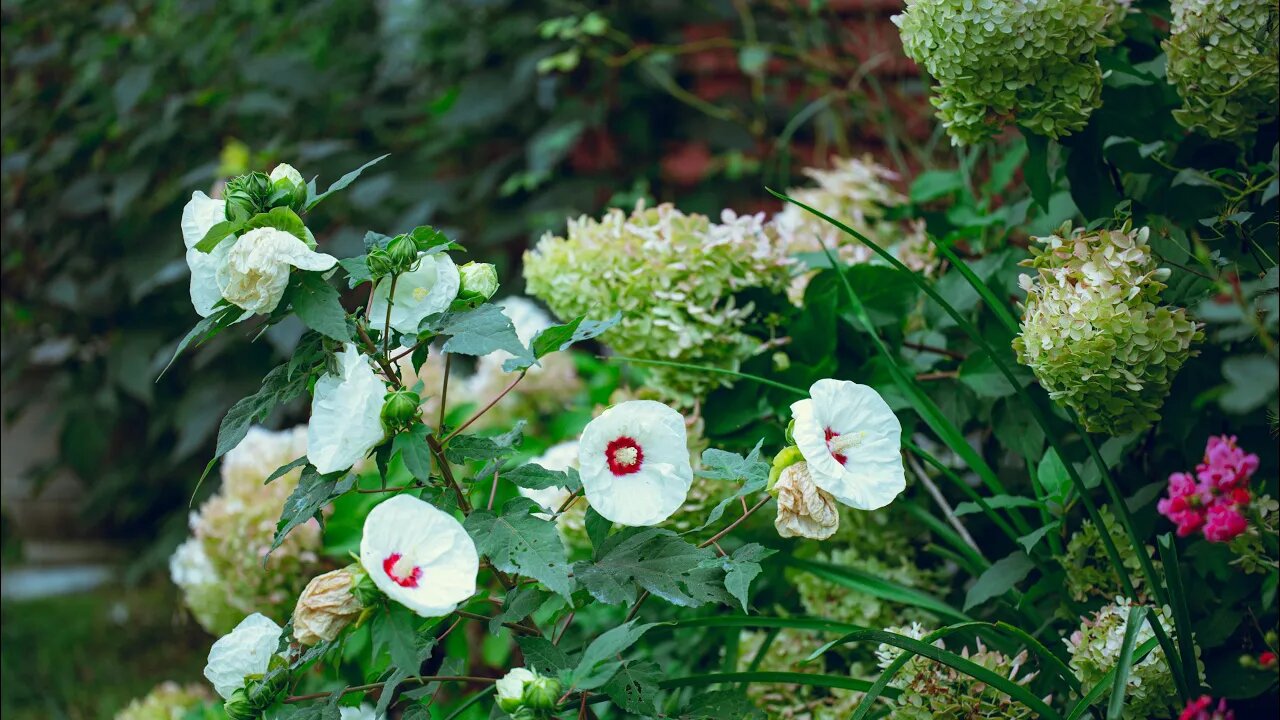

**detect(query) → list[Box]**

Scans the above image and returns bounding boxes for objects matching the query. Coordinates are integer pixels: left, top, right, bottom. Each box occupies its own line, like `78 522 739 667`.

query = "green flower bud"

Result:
224 172 272 223
268 163 307 212
386 235 419 272
222 688 256 720
381 389 421 429
523 675 562 711
350 563 382 607
366 248 395 278
768 446 805 495
457 262 500 306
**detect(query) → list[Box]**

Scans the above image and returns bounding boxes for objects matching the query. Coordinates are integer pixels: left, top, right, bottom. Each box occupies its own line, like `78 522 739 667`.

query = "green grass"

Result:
1 580 212 720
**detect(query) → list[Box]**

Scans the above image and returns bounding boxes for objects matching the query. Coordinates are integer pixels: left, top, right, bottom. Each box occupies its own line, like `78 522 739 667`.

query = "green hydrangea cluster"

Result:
736 628 860 719
1066 599 1181 720
1013 222 1202 435
893 0 1115 144
115 682 212 720
793 509 941 629
169 426 324 634
523 203 795 404
876 623 1039 719
1165 0 1279 139
1063 506 1159 603
775 156 933 300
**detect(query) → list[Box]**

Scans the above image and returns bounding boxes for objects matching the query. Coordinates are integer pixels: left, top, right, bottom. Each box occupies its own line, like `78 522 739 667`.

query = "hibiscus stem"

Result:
283 674 496 703
554 489 582 515
487 469 501 511
426 434 471 513
382 273 399 357
454 609 538 635
356 323 402 389
442 370 528 444
438 353 452 431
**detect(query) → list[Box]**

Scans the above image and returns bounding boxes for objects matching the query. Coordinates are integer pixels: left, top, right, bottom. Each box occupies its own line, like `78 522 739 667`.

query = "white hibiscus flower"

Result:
216 227 337 315
496 667 537 711
578 400 692 526
203 613 283 700
338 706 377 720
368 253 460 335
181 191 232 317
307 344 387 474
791 379 905 510
359 494 479 617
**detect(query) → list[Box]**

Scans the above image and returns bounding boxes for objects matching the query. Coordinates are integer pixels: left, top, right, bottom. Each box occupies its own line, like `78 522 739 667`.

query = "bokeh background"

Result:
1 1 941 717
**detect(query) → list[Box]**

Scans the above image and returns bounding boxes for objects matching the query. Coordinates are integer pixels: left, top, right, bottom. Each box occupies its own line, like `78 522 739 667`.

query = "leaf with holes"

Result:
601 660 662 714
464 497 574 599
575 527 728 607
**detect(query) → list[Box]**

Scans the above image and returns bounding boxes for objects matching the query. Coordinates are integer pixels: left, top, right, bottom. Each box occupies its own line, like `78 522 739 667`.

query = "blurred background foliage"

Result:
1 0 929 560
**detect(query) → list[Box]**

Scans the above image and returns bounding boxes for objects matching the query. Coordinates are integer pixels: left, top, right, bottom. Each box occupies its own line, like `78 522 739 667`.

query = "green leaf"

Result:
265 456 308 485
1107 605 1149 719
272 466 355 552
444 422 524 464
393 424 433 482
306 154 390 210
216 364 310 460
687 440 769 532
1023 132 1053 211
162 304 245 377
242 206 309 244
601 660 662 714
288 273 350 342
575 527 727 607
516 636 573 675
338 256 372 288
714 543 775 612
585 507 611 552
958 353 1026 398
954 495 1040 516
464 497 574 598
682 689 766 719
408 224 463 253
964 551 1034 611
1037 448 1072 508
910 169 966 202
1017 522 1060 553
504 463 581 492
1157 535 1202 696
662 672 886 696
437 304 531 361
193 219 243 253
569 620 666 690
508 312 621 372
488 585 546 635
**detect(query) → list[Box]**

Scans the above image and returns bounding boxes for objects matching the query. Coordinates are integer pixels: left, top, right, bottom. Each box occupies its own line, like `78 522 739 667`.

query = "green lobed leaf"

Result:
436 304 532 361
271 466 355 553
287 272 350 342
487 586 546 635
568 620 667 691
600 660 662 715
306 154 390 211
516 636 573 675
464 497 574 599
713 543 776 612
575 527 727 607
393 424 434 482
503 462 581 492
686 440 769 532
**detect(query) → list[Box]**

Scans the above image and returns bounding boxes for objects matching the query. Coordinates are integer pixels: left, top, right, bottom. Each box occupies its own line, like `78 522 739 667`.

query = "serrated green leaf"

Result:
715 543 775 612
444 422 524 464
265 456 308 485
162 304 245 377
517 636 573 675
306 154 389 211
436 304 531 361
464 497 574 598
193 219 243 253
272 466 354 553
488 585 546 635
394 424 433 481
524 312 621 362
338 256 372 288
575 527 727 607
600 660 662 714
503 462 581 492
687 440 769 532
570 621 666 690
288 272 350 342
242 206 309 244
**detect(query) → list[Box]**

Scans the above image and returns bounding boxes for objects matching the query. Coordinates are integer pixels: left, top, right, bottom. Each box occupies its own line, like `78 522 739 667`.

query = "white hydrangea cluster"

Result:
170 426 324 635
775 156 933 299
1013 222 1201 435
877 623 1040 719
736 628 860 719
1065 599 1181 720
114 682 212 720
524 203 795 403
1165 0 1279 139
893 0 1114 144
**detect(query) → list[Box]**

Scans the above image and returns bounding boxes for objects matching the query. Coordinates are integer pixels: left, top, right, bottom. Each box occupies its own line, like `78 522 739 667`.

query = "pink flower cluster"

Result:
1157 435 1258 543
1178 695 1234 720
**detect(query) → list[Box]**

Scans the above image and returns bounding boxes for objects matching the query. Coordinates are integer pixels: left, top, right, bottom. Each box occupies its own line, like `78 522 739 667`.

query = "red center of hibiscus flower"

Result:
825 428 848 466
382 552 422 588
605 436 644 476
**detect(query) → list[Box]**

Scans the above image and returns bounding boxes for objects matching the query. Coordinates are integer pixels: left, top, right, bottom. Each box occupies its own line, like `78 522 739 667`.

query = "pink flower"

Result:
1203 504 1248 543
1196 435 1259 492
1158 472 1207 537
1178 695 1234 720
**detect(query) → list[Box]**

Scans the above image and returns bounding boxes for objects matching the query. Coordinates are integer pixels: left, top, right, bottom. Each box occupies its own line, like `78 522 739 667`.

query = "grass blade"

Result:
605 355 808 396
1065 637 1159 720
786 557 971 623
1107 605 1148 719
660 671 893 696
1157 534 1202 696
673 614 866 634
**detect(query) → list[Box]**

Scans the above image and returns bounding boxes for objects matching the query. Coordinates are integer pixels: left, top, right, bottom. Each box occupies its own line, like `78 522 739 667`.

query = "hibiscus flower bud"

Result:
293 566 366 646
496 668 536 712
767 446 804 494
381 389 421 430
269 163 307 212
222 688 255 720
387 235 420 272
366 248 395 278
457 262 500 306
495 667 560 715
223 171 273 223
523 674 563 711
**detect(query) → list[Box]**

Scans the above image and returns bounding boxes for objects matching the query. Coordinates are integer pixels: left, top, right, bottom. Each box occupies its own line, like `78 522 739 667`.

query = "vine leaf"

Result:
464 497 575 599
574 527 728 607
